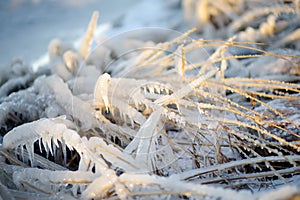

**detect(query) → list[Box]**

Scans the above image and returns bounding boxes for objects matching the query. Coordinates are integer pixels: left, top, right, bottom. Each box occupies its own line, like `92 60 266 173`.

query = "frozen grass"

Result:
0 1 300 199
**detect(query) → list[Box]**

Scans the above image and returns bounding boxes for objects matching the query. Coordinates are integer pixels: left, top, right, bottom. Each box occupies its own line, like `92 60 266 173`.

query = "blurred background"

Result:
0 0 138 68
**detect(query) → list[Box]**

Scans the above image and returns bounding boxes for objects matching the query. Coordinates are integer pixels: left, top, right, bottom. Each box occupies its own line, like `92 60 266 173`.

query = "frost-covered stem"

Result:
174 155 300 181
139 27 197 68
13 168 98 186
218 83 298 129
124 108 163 172
155 69 218 105
119 173 253 200
198 36 235 75
79 11 99 59
217 118 299 151
200 166 300 184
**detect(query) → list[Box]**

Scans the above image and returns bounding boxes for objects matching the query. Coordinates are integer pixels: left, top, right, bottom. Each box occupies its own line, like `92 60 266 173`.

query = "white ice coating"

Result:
1 1 300 199
3 117 84 166
13 168 98 187
34 75 98 130
155 69 218 105
124 108 163 172
85 136 145 171
93 73 111 111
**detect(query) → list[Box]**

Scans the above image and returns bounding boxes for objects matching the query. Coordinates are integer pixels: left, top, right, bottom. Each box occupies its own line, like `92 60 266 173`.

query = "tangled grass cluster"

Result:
0 1 300 199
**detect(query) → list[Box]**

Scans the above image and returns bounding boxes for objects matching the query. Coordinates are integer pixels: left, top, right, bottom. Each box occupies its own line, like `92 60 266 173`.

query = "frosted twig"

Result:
79 11 99 59
175 155 300 180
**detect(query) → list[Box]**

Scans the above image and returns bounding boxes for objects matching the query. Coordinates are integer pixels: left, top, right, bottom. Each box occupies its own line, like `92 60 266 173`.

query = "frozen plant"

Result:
1 2 300 200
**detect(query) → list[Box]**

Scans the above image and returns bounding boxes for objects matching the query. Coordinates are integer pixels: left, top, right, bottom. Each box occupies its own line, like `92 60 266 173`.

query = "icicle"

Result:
45 137 53 156
149 86 155 94
155 85 162 94
42 138 50 158
14 146 18 157
52 136 60 148
20 145 24 161
52 138 57 158
25 142 34 166
143 87 147 93
62 138 67 166
38 138 43 153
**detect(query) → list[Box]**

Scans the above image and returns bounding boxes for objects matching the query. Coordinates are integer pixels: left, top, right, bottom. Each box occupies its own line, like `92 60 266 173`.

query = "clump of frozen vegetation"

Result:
1 1 300 199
